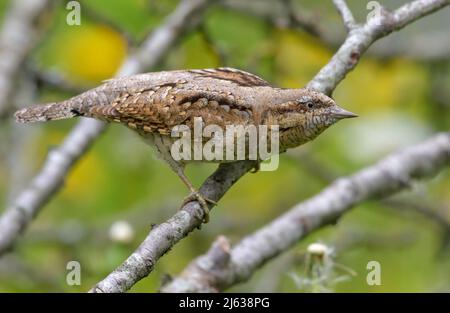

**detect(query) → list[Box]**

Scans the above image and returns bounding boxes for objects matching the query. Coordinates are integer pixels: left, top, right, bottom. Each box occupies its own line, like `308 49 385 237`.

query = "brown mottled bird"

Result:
15 67 357 222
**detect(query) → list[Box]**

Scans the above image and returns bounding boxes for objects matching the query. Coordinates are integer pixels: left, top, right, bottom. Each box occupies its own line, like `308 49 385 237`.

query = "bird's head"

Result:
268 89 357 148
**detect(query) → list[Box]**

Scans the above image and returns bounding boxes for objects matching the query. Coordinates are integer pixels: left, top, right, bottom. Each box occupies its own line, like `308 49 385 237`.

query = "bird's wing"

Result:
89 81 253 135
104 67 270 88
187 67 270 87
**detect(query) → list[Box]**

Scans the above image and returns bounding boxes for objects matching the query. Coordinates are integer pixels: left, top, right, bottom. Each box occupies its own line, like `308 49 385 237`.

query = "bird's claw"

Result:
181 191 216 223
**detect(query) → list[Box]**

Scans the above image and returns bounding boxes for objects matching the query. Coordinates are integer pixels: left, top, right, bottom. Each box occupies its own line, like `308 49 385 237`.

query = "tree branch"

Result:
162 132 450 292
307 0 449 95
332 0 357 32
289 150 450 234
91 0 449 293
0 0 213 255
224 0 450 61
0 0 54 119
89 160 255 293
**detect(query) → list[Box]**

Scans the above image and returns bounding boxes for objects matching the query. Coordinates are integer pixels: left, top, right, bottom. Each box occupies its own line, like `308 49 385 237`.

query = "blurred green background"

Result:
0 0 449 292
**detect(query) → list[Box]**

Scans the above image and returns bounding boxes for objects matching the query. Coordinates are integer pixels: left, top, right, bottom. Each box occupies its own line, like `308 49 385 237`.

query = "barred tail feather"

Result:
14 101 81 123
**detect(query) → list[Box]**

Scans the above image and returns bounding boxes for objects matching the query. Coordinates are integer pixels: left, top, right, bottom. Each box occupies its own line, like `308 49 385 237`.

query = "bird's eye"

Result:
307 102 314 109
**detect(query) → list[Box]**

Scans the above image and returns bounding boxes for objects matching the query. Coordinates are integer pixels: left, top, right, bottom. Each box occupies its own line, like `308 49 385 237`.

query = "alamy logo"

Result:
66 261 81 286
366 1 382 26
170 117 280 171
66 1 81 26
366 260 381 286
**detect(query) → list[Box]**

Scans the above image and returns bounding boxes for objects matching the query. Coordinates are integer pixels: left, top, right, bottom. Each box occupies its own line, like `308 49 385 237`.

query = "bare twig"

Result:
0 0 213 255
307 0 449 95
91 0 449 293
332 0 357 32
225 0 450 61
0 0 54 118
162 132 450 292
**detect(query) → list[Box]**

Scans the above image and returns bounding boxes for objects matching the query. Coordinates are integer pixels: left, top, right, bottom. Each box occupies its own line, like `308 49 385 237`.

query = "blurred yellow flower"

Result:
62 152 106 201
275 30 331 88
58 24 127 83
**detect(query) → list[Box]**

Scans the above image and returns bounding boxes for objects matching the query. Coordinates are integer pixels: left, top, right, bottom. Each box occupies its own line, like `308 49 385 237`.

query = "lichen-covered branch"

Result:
162 132 450 292
91 0 449 293
0 0 53 118
0 0 213 255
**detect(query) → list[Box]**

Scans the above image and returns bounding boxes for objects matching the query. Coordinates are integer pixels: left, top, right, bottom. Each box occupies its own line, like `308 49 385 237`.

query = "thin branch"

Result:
230 0 450 61
332 0 357 32
223 0 450 61
307 0 449 95
0 0 54 119
0 0 214 256
391 0 449 28
162 132 450 292
91 0 449 293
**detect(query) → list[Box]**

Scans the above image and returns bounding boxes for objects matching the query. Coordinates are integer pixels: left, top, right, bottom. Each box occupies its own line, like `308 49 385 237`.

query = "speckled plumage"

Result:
14 67 357 222
15 67 355 150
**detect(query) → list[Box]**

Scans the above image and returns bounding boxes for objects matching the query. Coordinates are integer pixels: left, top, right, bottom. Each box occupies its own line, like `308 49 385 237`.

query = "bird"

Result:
14 67 357 222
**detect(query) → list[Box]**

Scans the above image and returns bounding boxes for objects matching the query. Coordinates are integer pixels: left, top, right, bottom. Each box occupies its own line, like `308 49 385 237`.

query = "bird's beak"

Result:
331 106 358 119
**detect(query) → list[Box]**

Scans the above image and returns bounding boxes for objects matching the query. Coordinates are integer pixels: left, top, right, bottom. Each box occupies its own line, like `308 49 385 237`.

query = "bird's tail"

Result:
14 83 121 123
14 100 83 123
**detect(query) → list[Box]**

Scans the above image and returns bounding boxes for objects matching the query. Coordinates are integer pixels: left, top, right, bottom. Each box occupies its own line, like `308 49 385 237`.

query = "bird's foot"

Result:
181 191 217 223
